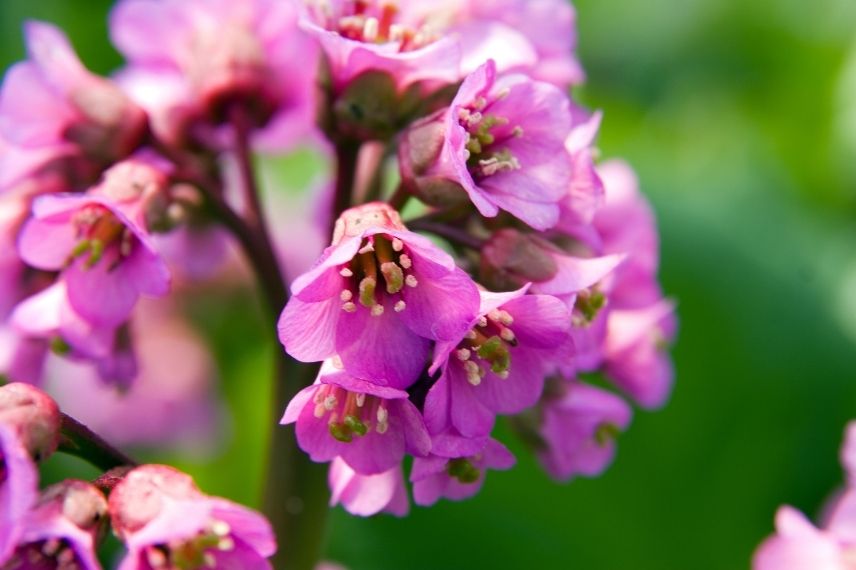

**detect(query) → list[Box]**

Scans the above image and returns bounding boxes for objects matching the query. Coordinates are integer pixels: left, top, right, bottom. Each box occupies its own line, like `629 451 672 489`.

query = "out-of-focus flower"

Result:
411 431 514 506
282 360 430 474
110 465 276 569
400 60 573 230
110 0 319 149
424 286 570 437
328 458 408 517
2 480 107 569
535 379 632 481
279 202 479 388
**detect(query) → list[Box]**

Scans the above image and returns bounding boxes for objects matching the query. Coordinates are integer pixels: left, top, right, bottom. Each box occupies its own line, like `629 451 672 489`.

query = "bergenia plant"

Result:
0 1 676 568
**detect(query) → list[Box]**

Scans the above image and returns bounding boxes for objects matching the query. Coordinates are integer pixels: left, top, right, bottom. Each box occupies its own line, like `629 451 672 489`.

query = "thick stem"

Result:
408 219 485 251
387 183 410 211
58 414 137 472
331 142 360 234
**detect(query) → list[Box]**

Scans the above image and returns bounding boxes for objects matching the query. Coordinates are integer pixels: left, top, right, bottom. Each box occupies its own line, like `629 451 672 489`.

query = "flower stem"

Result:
58 413 137 472
331 142 360 233
408 219 485 250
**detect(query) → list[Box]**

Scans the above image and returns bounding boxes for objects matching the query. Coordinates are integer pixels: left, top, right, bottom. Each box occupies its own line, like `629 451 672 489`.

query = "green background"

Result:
3 0 856 568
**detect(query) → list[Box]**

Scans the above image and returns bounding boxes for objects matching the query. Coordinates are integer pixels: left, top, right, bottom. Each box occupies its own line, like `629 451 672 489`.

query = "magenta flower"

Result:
110 465 276 570
556 109 605 238
424 287 570 437
3 480 107 570
0 327 48 386
411 431 514 506
0 423 38 563
300 0 461 92
279 202 479 388
110 0 318 148
0 21 146 171
400 60 573 230
603 301 677 409
18 193 170 327
282 361 431 475
536 380 632 482
328 458 409 517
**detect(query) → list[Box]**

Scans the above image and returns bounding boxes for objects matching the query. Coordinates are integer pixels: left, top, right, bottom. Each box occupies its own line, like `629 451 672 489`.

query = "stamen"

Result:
500 328 515 342
477 316 488 328
332 355 345 369
392 238 404 252
394 300 406 312
512 126 524 137
371 304 385 316
362 17 379 42
380 261 404 293
376 405 389 434
405 275 418 288
359 277 377 307
211 521 231 537
324 395 338 411
465 361 482 386
456 348 471 361
146 548 168 568
356 393 366 407
358 241 375 254
340 290 354 302
342 302 357 313
399 254 412 269
340 267 354 277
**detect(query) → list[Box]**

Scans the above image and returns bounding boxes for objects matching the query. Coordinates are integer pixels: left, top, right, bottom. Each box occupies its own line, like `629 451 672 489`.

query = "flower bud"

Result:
480 229 559 291
330 70 406 141
0 382 60 461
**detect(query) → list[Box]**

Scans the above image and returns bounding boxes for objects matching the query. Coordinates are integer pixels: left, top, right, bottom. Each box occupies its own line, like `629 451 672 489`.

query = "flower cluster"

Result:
0 383 276 569
0 0 673 562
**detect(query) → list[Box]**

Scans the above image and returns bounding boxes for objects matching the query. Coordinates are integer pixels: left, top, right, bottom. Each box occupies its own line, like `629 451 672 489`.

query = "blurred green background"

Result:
3 0 856 568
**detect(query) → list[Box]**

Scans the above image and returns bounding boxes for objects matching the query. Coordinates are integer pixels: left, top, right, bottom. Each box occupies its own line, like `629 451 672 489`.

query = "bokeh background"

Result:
3 1 856 568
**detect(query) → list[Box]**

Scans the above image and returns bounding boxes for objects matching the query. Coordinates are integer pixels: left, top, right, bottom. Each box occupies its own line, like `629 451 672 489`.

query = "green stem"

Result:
58 414 137 472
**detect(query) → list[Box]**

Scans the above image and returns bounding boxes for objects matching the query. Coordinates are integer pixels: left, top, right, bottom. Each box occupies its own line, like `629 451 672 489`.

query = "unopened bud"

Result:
67 80 147 163
0 383 60 461
480 229 559 291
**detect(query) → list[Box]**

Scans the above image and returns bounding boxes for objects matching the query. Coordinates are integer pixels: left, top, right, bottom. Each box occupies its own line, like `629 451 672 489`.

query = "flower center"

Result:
313 384 390 443
446 457 481 484
15 538 81 570
454 308 517 385
458 95 523 180
573 289 606 325
68 206 134 270
145 520 235 570
313 0 438 51
338 235 416 317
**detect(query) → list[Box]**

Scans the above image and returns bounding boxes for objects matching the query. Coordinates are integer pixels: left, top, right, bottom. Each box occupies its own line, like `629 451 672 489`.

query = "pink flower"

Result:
2 480 107 570
0 21 146 175
328 458 409 517
424 286 570 437
18 193 170 327
282 361 431 475
536 380 632 481
556 109 605 237
411 431 514 506
300 0 462 92
278 202 479 388
0 327 48 386
0 423 38 563
400 60 574 230
603 301 677 409
110 0 319 149
110 465 276 569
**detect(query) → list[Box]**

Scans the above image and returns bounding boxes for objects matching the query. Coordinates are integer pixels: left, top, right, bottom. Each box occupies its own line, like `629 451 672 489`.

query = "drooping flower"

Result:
535 379 632 481
0 21 146 184
424 286 570 437
278 202 479 388
17 192 170 327
282 360 431 475
411 430 514 506
2 480 107 570
110 0 319 149
399 60 573 230
110 465 276 569
328 458 409 517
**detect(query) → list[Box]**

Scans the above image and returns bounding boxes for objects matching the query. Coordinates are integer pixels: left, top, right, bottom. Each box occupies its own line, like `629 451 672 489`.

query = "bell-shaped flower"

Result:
279 202 479 389
400 60 573 230
2 480 107 569
282 360 431 475
535 380 632 481
18 193 170 327
328 458 409 517
424 286 570 437
411 430 514 506
110 465 276 570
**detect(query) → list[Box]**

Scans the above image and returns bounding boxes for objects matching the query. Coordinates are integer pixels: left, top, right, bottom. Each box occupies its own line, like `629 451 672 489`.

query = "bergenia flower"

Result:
411 431 515 506
556 109 604 238
282 360 431 475
0 326 48 386
2 480 107 570
279 202 479 388
17 193 170 327
299 0 462 92
536 380 632 482
400 60 573 230
110 0 319 148
754 421 856 570
0 21 146 173
424 286 570 437
328 458 409 517
110 465 276 569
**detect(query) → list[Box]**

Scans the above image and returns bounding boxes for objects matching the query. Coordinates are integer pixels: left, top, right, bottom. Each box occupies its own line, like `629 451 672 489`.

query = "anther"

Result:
398 254 412 269
456 348 471 361
500 328 515 342
405 275 418 288
340 267 353 277
392 238 404 252
477 316 488 328
342 302 357 313
340 290 354 302
324 395 338 411
394 300 406 312
363 17 379 42
358 242 375 254
371 304 385 316
356 393 366 407
211 521 231 536
465 361 482 386
380 261 404 294
359 277 377 307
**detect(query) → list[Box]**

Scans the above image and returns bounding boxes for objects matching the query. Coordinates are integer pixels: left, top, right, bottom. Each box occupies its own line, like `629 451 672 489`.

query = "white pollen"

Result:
497 370 510 380
389 23 404 42
465 361 482 386
500 328 515 342
488 309 502 322
218 537 235 552
324 395 338 411
392 238 404 252
477 316 488 328
499 311 514 326
340 268 353 277
342 302 357 313
340 290 353 302
359 242 375 254
456 348 471 361
377 406 389 424
394 300 406 312
211 521 231 536
332 355 344 369
356 393 366 407
467 111 483 126
465 330 477 340
363 17 379 42
399 254 412 269
371 304 385 316
405 275 418 288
